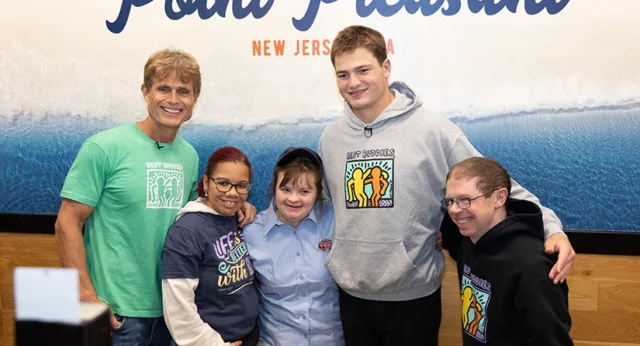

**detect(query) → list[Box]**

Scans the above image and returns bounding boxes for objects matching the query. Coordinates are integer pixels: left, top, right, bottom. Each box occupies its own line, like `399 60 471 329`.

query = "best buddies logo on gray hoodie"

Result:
318 81 563 302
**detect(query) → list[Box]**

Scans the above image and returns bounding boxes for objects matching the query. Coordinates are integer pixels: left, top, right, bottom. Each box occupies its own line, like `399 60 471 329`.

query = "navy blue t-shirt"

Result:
162 211 259 340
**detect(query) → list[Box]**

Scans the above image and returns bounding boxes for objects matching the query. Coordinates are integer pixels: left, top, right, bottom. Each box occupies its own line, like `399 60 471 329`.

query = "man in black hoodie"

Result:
441 157 573 346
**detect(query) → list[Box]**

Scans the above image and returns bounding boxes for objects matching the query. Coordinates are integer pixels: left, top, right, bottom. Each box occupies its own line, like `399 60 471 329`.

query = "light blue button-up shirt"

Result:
244 200 344 346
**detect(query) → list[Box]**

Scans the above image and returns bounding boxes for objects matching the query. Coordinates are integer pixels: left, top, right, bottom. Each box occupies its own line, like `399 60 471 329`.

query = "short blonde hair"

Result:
143 49 201 96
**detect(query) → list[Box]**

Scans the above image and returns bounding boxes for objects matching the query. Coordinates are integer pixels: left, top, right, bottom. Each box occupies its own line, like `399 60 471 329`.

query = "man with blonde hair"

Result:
55 49 254 345
318 25 575 345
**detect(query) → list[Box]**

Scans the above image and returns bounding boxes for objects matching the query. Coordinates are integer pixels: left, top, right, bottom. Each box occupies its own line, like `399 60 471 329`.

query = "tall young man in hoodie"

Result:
442 157 572 346
318 25 576 345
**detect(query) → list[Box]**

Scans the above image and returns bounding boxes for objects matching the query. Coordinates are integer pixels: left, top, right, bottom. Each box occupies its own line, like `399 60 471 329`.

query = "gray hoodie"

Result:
318 81 563 301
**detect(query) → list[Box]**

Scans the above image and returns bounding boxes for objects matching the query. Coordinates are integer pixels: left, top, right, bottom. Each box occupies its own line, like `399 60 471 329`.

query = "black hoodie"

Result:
442 198 573 346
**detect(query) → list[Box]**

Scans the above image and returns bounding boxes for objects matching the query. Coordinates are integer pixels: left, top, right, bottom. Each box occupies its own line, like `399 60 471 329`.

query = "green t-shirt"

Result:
61 123 199 317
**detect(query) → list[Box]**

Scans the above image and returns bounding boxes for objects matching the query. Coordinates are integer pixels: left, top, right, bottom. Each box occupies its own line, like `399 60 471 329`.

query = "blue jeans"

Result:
112 314 171 346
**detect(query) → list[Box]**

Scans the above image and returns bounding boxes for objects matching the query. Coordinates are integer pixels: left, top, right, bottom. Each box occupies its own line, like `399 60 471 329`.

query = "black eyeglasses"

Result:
441 194 485 210
211 178 252 195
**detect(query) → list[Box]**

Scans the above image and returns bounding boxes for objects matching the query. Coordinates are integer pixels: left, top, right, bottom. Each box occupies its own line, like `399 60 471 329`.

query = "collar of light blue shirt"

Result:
264 199 321 236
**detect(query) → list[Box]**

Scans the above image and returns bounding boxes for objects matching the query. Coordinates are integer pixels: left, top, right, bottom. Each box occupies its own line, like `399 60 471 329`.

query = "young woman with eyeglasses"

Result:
161 146 259 346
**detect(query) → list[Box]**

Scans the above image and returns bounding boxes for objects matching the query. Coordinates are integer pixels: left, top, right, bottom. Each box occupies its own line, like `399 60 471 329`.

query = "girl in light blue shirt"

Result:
243 147 344 346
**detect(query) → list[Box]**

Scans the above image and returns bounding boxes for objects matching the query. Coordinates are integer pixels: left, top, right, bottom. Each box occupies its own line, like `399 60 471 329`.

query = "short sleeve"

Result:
60 140 110 207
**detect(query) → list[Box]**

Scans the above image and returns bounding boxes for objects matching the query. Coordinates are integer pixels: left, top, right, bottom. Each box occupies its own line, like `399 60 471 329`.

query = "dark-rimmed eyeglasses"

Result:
211 178 252 194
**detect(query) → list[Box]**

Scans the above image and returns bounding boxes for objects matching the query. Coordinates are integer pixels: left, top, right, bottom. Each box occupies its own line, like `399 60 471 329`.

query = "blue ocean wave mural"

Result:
1 106 639 231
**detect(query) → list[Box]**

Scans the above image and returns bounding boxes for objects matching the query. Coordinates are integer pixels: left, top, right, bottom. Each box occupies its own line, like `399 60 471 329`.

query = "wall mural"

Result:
1 0 638 231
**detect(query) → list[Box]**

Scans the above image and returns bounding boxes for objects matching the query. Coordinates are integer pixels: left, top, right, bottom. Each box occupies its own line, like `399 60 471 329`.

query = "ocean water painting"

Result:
2 0 640 234
1 105 639 232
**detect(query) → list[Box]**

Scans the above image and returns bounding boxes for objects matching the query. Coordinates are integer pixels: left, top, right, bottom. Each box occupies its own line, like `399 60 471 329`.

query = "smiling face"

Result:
203 161 250 216
334 47 394 123
445 176 507 243
274 171 318 228
141 74 197 138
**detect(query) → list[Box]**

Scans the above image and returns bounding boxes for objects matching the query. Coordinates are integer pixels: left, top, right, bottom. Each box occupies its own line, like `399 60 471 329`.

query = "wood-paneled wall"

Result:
1 233 62 346
1 232 639 346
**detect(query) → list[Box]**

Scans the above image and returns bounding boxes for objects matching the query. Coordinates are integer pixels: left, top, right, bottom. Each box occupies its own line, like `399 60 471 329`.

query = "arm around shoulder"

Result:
446 132 564 239
446 131 575 280
509 180 564 238
509 180 575 282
